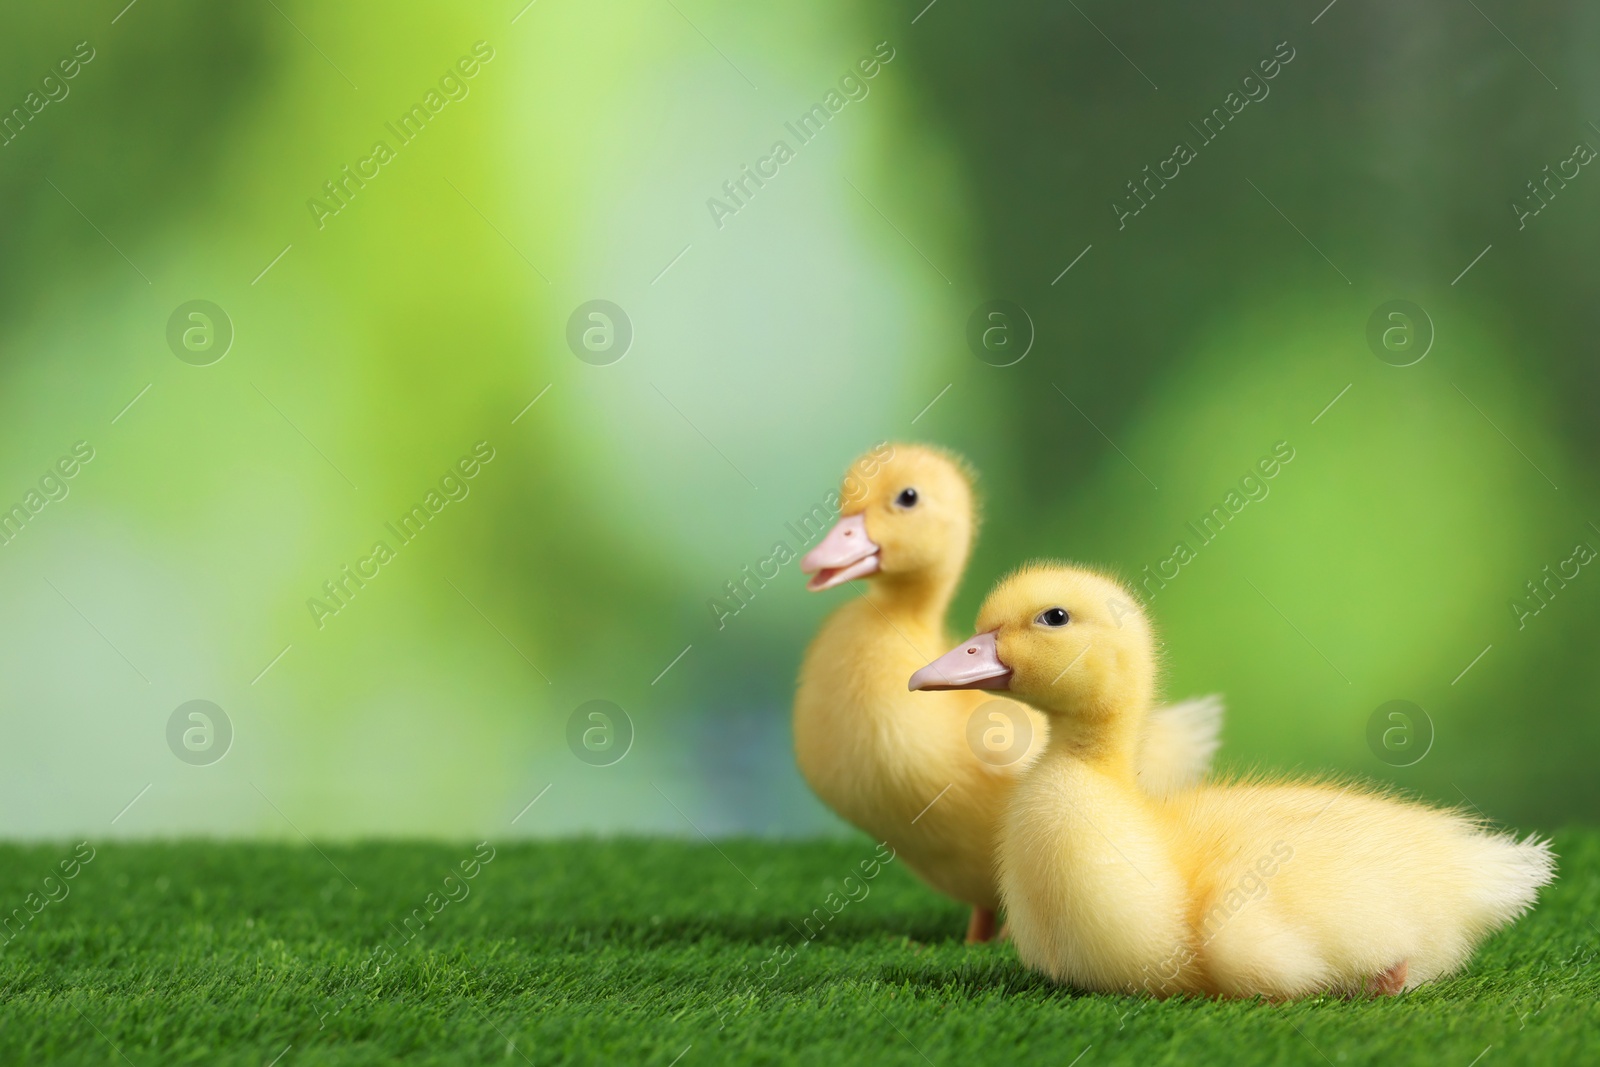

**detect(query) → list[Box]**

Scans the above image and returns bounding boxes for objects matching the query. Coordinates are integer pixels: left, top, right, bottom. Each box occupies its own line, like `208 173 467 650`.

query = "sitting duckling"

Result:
910 563 1556 997
795 445 1223 943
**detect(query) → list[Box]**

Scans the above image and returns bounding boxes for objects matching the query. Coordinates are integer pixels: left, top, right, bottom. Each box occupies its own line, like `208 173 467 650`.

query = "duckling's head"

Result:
909 563 1156 727
800 443 976 593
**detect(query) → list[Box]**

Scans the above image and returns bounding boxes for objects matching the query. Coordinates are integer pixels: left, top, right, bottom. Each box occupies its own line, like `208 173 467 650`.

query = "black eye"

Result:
895 488 918 508
1036 608 1069 627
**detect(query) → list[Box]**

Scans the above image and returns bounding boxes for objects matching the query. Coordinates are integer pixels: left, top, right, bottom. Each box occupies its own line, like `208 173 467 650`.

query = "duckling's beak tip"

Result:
799 513 881 591
908 632 1012 692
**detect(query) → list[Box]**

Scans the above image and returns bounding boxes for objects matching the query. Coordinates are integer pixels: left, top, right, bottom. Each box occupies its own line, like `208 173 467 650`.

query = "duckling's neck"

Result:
863 564 961 627
1037 699 1146 784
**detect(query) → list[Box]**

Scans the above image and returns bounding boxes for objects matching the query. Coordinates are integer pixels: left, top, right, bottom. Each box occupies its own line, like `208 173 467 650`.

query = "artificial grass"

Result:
0 832 1595 1066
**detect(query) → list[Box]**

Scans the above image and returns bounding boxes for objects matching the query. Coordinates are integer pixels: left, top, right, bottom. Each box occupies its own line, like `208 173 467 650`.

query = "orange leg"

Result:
1371 960 1408 996
1342 960 1408 998
965 907 997 944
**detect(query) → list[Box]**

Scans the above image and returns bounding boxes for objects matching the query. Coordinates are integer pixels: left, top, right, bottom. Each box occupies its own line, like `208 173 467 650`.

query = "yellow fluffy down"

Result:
794 446 1224 916
979 562 1555 998
1002 766 1554 997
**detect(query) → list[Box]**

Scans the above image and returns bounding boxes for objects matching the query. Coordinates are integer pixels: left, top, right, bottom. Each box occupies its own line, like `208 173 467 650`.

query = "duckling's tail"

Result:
1137 693 1224 797
1466 831 1557 930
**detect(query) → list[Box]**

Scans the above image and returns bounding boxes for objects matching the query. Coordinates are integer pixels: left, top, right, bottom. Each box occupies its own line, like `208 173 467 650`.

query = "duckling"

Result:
910 563 1555 997
795 445 1224 943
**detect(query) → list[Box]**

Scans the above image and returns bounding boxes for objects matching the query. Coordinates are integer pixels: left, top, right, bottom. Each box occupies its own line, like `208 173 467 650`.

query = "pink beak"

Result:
800 513 881 591
908 632 1012 692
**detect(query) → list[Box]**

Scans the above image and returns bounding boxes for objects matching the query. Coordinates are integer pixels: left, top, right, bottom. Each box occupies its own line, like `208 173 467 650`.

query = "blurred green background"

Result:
2 0 1595 841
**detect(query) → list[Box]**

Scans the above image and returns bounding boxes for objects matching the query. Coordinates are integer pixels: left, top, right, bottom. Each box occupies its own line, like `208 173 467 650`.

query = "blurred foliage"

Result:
0 0 1594 839
901 0 1600 825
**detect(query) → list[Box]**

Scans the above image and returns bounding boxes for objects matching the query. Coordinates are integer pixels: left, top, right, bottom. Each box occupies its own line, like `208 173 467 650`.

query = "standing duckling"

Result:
910 563 1555 996
795 445 1223 942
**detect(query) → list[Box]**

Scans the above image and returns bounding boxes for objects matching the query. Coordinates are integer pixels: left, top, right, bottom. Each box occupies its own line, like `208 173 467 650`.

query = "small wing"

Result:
1137 694 1224 797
